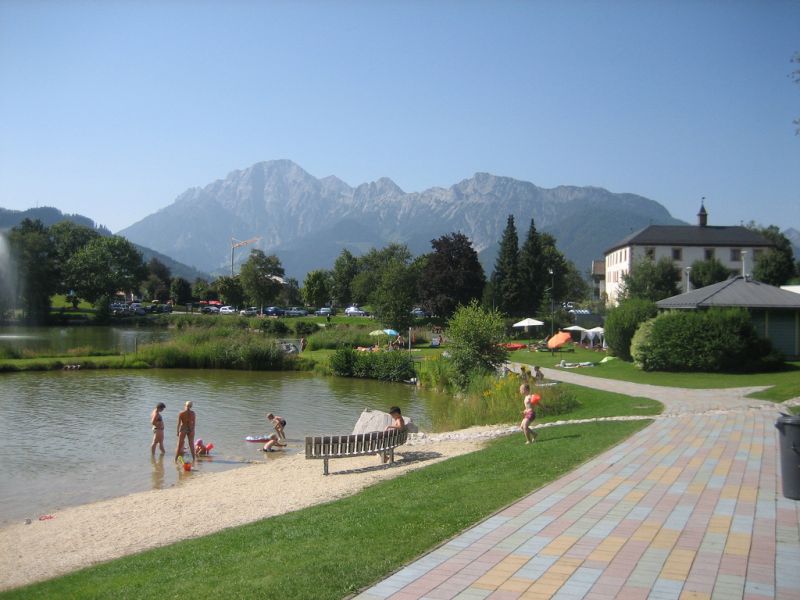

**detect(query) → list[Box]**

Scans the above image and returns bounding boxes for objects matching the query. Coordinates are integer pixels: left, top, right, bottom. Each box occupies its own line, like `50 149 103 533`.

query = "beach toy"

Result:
177 455 185 465
183 462 192 472
206 443 214 451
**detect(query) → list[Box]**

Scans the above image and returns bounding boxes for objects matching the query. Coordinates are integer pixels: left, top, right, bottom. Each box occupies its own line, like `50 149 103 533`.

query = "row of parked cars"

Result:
198 305 430 318
200 305 312 317
110 302 173 317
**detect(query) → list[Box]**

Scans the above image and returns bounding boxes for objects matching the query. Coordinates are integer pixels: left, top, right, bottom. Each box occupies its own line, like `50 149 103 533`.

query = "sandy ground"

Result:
0 428 508 591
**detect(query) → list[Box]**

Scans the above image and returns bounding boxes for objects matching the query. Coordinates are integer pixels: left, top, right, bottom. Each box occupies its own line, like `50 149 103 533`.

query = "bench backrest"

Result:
305 430 408 459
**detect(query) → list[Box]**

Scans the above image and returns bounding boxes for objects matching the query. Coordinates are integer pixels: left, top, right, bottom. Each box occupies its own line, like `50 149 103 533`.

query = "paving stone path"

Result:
355 368 800 600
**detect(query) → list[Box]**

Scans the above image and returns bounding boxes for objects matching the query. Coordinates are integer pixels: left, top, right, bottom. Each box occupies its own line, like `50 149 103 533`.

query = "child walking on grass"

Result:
520 383 541 444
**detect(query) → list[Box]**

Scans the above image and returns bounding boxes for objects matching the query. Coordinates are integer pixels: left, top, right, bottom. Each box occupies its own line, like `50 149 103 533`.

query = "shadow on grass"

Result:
531 433 581 443
329 450 443 476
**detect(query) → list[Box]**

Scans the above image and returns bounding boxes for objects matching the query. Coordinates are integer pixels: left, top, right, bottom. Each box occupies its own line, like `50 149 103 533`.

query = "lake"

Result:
0 325 171 355
0 368 438 524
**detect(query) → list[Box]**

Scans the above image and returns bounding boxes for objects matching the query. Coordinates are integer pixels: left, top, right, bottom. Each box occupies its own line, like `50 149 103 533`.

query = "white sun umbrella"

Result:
513 317 544 337
513 318 545 328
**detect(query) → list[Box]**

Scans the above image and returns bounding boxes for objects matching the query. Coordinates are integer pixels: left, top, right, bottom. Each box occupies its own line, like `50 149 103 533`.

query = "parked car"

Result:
345 305 367 317
201 305 220 314
410 307 428 318
219 306 237 314
285 306 308 317
315 307 335 317
240 306 258 316
263 306 285 317
130 306 146 316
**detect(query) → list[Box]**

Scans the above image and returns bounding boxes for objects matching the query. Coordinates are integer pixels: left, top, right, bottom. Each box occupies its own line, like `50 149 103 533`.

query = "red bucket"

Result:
182 462 192 472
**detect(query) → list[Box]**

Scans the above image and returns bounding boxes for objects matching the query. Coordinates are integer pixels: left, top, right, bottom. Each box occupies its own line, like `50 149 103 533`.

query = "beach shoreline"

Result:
0 426 516 592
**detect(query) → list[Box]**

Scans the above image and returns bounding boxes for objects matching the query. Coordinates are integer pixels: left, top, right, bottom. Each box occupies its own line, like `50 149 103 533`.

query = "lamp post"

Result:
548 267 554 339
685 267 692 292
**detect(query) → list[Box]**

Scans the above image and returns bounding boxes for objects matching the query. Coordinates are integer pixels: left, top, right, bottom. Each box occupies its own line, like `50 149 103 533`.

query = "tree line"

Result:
2 215 592 327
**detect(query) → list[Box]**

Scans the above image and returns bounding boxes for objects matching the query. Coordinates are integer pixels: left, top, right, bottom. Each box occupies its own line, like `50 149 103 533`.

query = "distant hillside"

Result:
784 227 800 261
120 160 685 278
0 206 209 282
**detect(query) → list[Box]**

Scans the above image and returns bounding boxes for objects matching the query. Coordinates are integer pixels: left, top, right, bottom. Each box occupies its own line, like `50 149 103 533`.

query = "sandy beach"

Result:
0 427 514 591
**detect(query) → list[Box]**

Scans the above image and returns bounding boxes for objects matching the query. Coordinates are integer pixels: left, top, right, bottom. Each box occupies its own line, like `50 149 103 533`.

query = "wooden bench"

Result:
304 430 409 475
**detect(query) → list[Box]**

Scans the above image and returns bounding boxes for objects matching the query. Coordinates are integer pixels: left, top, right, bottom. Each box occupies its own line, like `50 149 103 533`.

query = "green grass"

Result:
49 294 94 311
1 420 649 600
509 347 800 402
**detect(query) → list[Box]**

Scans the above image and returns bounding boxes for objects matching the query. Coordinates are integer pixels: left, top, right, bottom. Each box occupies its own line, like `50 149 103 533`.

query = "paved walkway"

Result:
355 369 800 600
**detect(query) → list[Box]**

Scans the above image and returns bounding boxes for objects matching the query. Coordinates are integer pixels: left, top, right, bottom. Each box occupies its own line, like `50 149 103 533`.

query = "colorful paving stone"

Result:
354 370 800 600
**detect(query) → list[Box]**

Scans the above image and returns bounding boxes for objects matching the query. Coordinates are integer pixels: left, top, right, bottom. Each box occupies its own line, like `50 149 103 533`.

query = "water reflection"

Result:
0 325 170 355
0 369 438 524
150 455 165 489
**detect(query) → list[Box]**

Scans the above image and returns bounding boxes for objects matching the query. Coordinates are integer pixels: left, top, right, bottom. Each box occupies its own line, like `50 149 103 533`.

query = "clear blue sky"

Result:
1 1 798 233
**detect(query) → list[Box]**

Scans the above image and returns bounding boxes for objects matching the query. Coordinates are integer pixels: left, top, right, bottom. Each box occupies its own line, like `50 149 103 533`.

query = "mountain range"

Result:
0 206 209 282
118 160 686 279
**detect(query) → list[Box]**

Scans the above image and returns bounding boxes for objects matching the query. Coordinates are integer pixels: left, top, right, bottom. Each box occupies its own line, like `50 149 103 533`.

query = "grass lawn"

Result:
509 346 800 402
537 385 661 421
49 294 94 311
1 420 649 600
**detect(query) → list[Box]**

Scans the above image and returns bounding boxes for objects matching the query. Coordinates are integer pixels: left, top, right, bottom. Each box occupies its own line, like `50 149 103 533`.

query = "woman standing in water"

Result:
175 401 196 462
150 402 166 455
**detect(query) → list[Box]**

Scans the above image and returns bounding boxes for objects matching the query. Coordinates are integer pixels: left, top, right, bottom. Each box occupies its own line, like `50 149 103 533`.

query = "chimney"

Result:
697 199 708 227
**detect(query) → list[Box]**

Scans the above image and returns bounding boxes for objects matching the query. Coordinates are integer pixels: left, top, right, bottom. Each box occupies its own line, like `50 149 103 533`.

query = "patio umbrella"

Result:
513 318 544 328
369 329 387 336
383 329 399 336
547 331 573 349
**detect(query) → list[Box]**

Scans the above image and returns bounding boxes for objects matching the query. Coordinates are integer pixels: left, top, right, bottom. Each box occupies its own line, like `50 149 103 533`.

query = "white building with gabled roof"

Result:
603 203 775 305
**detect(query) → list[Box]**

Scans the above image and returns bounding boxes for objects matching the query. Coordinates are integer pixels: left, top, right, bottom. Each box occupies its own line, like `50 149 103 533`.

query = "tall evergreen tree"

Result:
518 218 546 316
491 215 521 315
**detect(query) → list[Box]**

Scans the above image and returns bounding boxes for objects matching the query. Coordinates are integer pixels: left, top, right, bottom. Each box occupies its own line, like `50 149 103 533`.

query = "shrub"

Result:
447 300 508 390
329 347 415 381
632 308 773 372
259 319 290 336
136 328 297 370
605 298 657 360
417 356 457 391
294 321 320 336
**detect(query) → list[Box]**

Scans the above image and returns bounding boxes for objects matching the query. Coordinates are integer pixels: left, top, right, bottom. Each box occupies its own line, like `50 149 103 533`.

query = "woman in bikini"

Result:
175 401 196 462
150 402 166 455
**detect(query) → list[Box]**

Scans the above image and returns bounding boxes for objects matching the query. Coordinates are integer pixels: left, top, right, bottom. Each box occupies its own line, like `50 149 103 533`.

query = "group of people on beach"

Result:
150 400 204 462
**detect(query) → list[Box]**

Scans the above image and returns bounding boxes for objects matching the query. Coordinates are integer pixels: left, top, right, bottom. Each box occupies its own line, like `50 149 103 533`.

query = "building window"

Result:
704 248 715 260
730 248 742 261
671 248 682 261
645 247 655 260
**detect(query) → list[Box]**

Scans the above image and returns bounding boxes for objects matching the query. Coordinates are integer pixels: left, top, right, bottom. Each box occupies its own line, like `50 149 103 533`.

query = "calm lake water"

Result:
0 325 170 355
0 369 438 524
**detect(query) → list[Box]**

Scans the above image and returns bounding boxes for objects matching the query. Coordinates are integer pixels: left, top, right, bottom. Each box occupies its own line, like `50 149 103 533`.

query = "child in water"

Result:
194 438 212 456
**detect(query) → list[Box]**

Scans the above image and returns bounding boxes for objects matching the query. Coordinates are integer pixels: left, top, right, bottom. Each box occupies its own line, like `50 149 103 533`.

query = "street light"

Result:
685 267 692 292
548 267 554 339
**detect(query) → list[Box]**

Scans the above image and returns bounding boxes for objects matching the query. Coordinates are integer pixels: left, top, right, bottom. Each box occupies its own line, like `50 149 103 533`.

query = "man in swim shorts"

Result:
176 401 196 462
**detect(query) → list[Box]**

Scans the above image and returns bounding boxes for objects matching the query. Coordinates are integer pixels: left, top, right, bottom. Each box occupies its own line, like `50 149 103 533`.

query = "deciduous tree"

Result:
330 249 359 307
302 270 332 307
8 219 58 323
689 258 732 289
65 236 146 305
418 232 485 318
447 300 508 390
618 257 680 303
239 250 285 307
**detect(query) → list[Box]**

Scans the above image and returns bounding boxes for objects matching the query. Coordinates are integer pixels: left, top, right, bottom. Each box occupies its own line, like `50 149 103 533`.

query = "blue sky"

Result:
1 1 798 233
